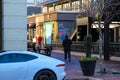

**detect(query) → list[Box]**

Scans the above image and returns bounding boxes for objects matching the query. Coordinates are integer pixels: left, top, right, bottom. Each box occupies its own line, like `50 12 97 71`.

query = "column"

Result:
116 27 119 42
104 23 110 61
0 0 2 50
3 0 27 50
70 0 72 10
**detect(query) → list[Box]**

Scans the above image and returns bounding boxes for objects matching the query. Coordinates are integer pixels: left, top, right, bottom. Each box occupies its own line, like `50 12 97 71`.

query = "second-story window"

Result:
81 0 92 11
63 3 70 11
49 6 54 12
72 1 80 11
55 5 62 11
42 7 47 13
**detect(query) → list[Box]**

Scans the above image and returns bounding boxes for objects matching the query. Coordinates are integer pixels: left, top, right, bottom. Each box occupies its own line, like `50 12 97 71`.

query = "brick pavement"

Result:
51 50 120 80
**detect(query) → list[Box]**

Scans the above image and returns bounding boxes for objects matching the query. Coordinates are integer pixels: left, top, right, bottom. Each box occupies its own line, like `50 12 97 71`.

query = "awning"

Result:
28 24 36 29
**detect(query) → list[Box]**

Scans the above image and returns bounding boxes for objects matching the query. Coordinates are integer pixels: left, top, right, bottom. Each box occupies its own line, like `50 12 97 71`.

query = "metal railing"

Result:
52 41 120 57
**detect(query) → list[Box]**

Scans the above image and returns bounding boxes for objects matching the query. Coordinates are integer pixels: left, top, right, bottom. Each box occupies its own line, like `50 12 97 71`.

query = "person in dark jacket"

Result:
62 35 72 62
32 42 36 52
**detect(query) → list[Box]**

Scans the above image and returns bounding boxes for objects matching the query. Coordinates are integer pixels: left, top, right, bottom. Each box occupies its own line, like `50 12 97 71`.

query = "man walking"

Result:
62 35 72 62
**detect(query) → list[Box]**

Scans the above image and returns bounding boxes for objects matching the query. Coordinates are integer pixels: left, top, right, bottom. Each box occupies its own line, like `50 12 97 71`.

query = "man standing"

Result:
37 36 42 53
62 35 72 62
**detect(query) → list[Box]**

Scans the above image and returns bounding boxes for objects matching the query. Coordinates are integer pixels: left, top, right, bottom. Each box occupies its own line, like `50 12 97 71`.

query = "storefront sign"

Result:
44 22 53 45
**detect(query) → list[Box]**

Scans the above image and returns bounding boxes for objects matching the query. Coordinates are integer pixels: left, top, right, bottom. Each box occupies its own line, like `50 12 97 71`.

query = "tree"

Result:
79 0 120 73
103 0 120 61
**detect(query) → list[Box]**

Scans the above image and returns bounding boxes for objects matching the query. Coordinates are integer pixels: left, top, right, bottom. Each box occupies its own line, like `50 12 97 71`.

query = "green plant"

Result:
80 57 96 61
84 35 92 58
56 35 60 41
80 35 97 61
79 35 96 76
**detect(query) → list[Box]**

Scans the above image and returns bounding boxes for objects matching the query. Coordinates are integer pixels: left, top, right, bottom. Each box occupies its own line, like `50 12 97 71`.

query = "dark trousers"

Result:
64 49 71 60
37 43 41 53
32 43 36 52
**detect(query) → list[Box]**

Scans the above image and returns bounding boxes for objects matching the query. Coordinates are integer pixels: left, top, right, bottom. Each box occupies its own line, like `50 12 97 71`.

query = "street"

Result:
51 50 120 80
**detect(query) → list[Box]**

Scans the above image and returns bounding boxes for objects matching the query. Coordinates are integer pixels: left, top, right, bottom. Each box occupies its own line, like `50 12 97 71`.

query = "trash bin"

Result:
44 46 52 56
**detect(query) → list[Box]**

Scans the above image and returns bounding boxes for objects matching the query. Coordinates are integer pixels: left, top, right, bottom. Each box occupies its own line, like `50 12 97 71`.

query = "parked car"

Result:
0 51 66 80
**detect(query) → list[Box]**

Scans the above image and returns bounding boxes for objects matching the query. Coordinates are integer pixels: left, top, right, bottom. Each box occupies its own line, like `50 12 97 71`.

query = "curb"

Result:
65 77 102 80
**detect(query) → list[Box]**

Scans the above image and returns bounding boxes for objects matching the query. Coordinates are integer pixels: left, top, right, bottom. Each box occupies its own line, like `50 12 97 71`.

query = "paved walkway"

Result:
51 50 120 80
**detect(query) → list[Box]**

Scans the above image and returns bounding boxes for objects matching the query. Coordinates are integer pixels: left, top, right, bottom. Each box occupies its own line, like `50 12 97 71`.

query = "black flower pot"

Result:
79 60 96 76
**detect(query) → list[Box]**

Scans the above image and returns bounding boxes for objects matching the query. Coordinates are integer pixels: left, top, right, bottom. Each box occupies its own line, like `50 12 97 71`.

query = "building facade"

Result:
27 11 78 44
27 0 90 43
0 0 27 51
27 0 120 60
27 0 120 42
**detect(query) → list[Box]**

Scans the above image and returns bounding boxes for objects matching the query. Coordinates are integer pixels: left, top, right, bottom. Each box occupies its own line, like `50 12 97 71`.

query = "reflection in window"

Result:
15 54 25 62
0 54 15 63
25 54 38 61
0 53 38 63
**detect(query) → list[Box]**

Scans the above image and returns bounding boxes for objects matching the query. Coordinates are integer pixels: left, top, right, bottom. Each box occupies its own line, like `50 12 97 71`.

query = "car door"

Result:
0 53 28 80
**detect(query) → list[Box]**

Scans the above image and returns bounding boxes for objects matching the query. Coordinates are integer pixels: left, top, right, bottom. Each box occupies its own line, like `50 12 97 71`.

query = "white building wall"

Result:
3 0 27 50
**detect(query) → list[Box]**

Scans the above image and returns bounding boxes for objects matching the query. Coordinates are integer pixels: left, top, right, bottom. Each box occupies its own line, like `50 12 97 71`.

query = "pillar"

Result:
0 0 2 50
104 23 110 61
3 0 27 50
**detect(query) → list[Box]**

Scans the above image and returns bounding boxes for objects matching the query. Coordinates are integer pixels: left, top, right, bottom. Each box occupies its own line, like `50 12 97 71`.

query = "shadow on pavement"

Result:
65 78 89 80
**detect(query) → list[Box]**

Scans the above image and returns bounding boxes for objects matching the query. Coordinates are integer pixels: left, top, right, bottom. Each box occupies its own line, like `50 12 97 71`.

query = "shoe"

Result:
64 58 67 60
69 59 71 62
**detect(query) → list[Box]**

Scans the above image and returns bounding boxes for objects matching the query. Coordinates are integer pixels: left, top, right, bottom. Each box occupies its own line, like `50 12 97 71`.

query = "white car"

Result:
0 51 66 80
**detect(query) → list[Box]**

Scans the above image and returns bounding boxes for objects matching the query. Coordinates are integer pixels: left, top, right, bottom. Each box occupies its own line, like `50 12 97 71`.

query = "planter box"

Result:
79 60 96 76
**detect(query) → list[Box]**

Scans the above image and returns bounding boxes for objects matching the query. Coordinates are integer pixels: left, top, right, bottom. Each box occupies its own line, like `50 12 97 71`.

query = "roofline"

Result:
37 0 59 6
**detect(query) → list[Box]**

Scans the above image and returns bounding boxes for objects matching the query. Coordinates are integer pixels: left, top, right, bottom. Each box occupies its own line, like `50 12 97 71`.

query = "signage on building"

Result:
44 22 53 45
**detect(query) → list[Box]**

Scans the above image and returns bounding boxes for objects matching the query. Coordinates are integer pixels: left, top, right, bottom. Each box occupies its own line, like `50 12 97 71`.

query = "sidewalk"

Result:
52 50 120 80
52 50 120 61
